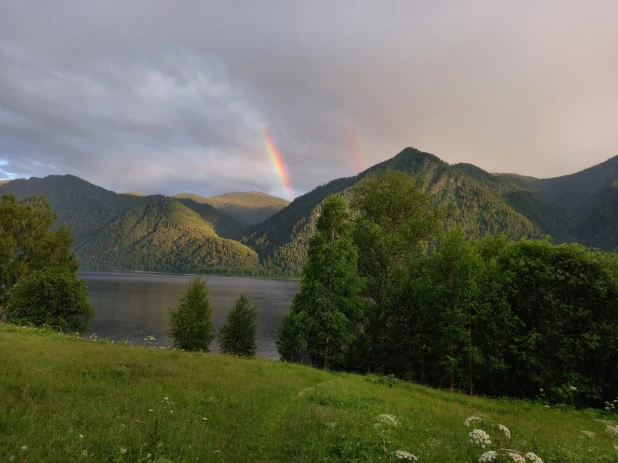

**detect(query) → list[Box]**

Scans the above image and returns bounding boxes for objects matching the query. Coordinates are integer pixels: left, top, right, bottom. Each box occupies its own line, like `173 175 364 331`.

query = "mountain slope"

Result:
0 175 156 241
242 148 543 273
172 191 290 226
76 198 258 272
496 155 618 248
0 175 245 241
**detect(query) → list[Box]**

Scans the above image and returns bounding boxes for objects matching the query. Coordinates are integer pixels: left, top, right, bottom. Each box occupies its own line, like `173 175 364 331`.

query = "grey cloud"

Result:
1 1 618 199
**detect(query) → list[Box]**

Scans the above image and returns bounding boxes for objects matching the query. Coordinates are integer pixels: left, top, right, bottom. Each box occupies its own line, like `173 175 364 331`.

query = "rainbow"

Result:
342 120 369 173
261 129 293 199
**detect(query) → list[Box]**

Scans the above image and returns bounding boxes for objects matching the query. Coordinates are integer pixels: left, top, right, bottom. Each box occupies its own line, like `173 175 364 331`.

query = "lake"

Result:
81 272 299 358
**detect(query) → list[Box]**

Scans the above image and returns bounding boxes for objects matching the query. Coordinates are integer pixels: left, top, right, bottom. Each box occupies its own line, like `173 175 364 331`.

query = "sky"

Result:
1 1 617 200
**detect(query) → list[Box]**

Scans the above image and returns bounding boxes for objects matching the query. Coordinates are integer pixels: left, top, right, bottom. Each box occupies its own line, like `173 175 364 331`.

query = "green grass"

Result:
1 325 616 463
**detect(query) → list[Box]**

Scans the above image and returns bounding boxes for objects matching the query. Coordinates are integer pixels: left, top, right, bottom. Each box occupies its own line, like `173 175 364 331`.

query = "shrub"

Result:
169 277 215 351
219 294 257 357
5 269 94 332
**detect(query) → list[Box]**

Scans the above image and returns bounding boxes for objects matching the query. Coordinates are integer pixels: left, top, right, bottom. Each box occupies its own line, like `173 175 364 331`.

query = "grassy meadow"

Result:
1 325 617 463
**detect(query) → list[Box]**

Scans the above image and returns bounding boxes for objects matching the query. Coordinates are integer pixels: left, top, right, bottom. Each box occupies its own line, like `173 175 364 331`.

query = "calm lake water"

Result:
81 272 299 358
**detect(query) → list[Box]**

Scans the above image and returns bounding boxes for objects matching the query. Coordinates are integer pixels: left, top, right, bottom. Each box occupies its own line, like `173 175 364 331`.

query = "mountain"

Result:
2 150 617 277
171 191 290 226
242 148 545 272
496 155 618 248
76 198 258 273
123 191 148 196
0 175 253 273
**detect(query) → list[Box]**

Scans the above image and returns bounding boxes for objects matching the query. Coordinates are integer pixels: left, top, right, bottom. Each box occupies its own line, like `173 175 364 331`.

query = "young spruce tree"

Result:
219 294 257 357
169 277 215 351
277 194 363 370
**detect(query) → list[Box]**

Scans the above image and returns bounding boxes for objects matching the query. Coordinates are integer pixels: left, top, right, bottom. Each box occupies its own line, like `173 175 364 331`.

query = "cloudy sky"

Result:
1 1 617 199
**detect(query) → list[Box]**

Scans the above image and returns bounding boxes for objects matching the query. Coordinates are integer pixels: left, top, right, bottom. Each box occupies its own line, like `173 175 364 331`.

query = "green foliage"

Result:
0 193 79 316
351 170 443 303
75 198 259 273
169 278 215 352
278 195 363 369
5 269 94 332
218 294 257 357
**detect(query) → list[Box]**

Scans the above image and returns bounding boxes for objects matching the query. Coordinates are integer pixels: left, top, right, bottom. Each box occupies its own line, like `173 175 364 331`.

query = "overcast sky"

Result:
1 1 617 199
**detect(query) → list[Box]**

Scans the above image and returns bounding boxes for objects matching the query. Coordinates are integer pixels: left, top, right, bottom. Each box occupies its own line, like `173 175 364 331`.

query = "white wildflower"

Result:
498 424 511 439
570 386 577 392
543 405 549 408
524 452 543 463
581 431 595 438
202 417 208 421
163 397 169 401
606 425 618 438
478 450 497 462
394 450 418 461
469 429 491 447
148 409 153 412
9 457 15 462
20 446 27 451
375 414 400 428
79 434 84 439
119 447 127 455
508 452 526 463
146 453 152 459
465 415 483 427
82 450 88 457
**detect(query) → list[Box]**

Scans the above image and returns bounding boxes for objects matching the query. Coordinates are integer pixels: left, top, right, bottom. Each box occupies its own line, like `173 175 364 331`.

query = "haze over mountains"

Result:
1 148 617 276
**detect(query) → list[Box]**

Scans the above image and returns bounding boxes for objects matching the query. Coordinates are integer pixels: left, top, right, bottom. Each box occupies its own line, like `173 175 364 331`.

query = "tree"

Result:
0 194 78 319
5 269 94 332
169 278 215 351
219 294 257 357
277 194 363 369
350 170 443 304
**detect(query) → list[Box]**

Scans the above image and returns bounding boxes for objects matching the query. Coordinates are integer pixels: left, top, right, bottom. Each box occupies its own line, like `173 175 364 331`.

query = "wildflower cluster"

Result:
524 452 543 463
469 429 492 448
394 450 418 461
479 450 497 462
375 414 400 428
607 424 618 438
507 451 526 463
606 398 618 412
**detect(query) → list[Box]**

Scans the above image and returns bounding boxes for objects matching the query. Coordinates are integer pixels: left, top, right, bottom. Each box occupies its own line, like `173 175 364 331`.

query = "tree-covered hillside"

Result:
496 155 618 249
172 191 290 226
242 148 543 273
76 198 258 273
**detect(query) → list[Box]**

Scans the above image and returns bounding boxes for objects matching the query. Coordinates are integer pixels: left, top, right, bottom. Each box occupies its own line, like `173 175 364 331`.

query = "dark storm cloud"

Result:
1 1 617 198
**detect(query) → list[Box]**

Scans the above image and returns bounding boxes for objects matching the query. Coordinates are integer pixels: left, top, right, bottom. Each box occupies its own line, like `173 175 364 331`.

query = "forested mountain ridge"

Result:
75 198 258 273
242 148 545 272
1 150 617 276
171 191 290 226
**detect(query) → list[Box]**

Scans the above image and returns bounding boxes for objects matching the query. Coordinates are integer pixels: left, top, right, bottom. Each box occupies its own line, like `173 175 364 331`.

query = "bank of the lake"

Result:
80 272 299 357
1 325 616 463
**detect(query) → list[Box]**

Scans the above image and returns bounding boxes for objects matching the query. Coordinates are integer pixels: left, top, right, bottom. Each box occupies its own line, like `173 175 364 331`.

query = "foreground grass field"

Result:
1 326 617 463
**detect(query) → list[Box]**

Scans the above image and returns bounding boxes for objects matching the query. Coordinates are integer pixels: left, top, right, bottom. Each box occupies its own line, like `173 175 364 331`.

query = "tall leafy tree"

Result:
219 294 258 357
0 194 78 320
277 194 363 369
169 278 215 351
350 170 443 304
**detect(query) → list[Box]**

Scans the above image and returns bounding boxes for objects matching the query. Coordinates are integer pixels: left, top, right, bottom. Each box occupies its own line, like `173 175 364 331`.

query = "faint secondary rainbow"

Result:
261 129 293 199
342 120 370 173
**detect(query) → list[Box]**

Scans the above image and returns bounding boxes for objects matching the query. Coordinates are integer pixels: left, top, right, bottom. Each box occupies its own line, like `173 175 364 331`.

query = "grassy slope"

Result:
1 326 615 463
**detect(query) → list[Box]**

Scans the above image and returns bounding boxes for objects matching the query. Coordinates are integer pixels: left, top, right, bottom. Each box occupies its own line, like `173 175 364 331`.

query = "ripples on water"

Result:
81 272 299 359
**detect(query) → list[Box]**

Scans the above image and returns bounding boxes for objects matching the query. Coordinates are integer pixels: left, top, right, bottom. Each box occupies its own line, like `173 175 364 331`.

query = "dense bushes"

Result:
278 171 618 405
5 270 94 332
